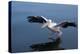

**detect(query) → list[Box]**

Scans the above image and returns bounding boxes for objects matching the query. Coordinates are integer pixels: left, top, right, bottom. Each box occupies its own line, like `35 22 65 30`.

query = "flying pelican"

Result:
27 16 77 38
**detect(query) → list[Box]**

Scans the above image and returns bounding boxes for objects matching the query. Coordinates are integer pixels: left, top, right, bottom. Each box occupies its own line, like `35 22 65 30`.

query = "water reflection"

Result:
30 37 65 51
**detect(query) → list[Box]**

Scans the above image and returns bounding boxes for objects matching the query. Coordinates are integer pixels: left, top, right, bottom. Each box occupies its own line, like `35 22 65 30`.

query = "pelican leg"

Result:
56 31 62 38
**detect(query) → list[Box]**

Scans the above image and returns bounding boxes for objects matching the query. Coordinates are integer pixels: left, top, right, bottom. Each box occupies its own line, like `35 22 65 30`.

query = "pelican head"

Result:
48 19 52 23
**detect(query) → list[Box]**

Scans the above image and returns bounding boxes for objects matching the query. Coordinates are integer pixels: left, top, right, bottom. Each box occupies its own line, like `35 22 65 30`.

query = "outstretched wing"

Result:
27 16 48 23
55 21 77 28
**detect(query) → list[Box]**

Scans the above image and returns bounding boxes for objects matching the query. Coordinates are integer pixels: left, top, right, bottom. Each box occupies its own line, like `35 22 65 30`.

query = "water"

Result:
10 1 78 53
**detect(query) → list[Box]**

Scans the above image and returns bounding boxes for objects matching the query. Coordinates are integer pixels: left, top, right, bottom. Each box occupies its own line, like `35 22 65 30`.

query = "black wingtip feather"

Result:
27 16 46 23
61 22 77 28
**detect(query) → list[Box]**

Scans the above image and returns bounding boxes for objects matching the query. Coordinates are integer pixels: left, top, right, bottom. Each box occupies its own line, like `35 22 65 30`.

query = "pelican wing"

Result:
54 21 77 28
27 16 48 23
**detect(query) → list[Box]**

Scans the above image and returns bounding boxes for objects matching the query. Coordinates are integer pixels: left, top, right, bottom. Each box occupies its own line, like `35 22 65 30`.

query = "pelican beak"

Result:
41 23 48 28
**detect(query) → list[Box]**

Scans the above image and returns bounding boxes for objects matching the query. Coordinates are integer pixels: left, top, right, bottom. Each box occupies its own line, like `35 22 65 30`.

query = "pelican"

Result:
27 16 77 38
